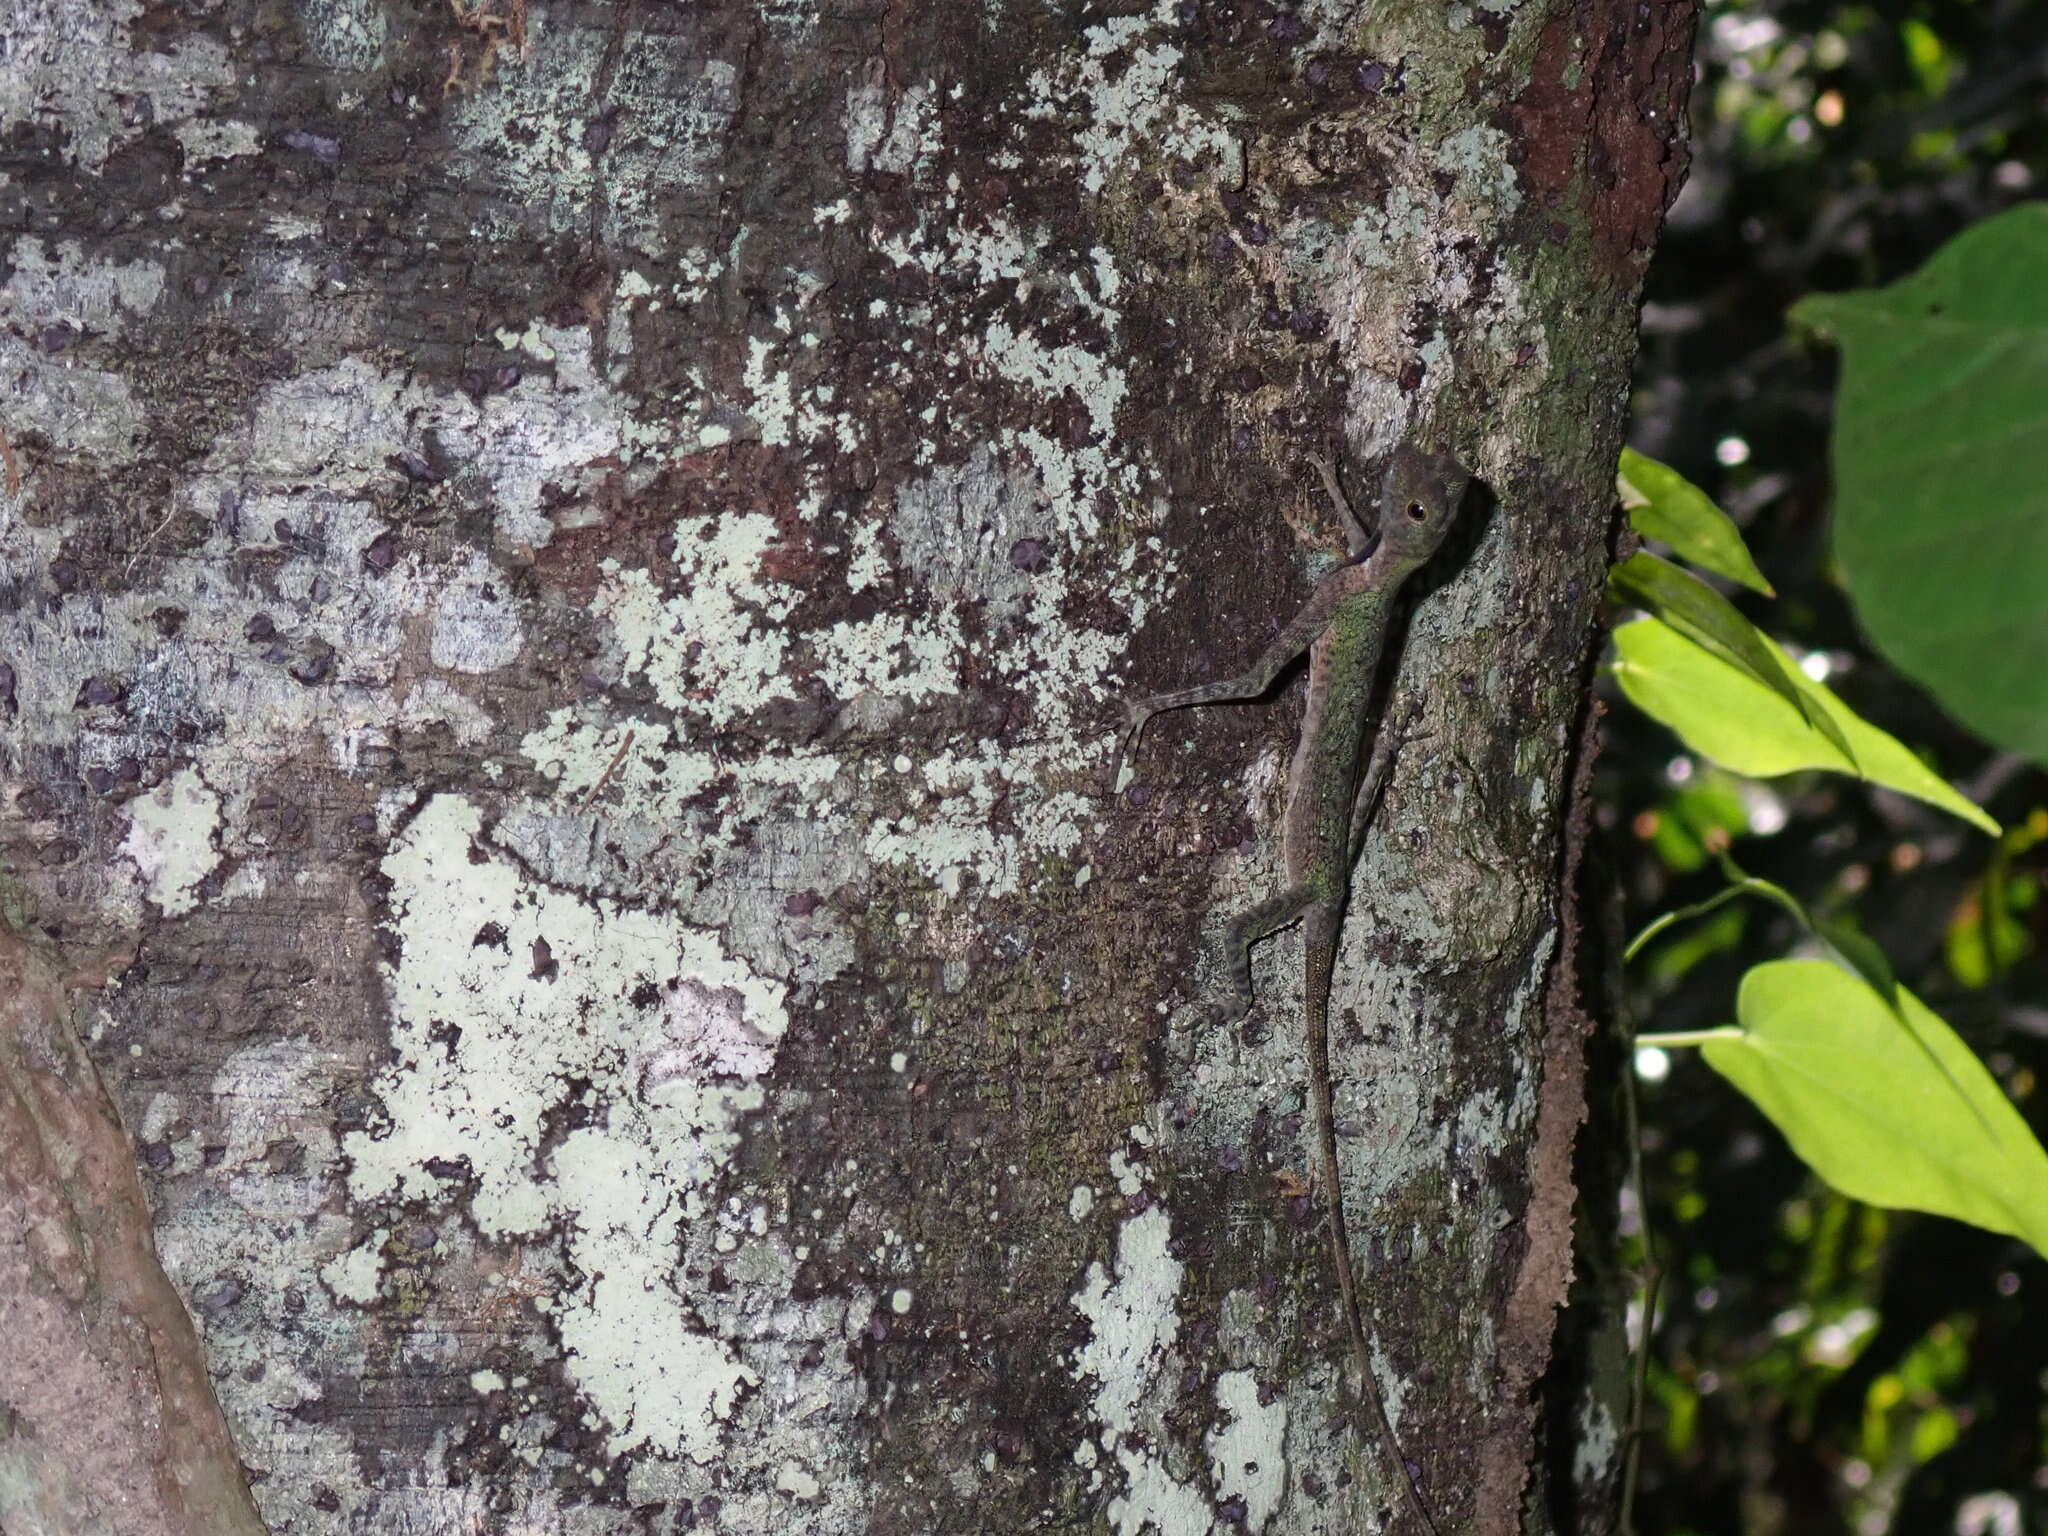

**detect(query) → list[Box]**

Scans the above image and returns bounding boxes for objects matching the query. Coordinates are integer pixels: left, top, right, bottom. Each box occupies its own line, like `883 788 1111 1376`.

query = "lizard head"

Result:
1376 444 1471 567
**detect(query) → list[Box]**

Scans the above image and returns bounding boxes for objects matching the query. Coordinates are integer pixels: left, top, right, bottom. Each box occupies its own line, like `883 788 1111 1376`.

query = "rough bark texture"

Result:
0 0 1692 1531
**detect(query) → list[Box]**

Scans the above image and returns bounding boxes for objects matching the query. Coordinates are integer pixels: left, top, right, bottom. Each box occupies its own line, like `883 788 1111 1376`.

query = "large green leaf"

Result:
1792 204 2048 762
1700 961 2048 1258
1618 448 1774 595
1611 616 1998 834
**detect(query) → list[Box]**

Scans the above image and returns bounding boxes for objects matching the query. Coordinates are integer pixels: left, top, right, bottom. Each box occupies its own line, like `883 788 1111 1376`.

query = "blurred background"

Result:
1607 3 2048 1532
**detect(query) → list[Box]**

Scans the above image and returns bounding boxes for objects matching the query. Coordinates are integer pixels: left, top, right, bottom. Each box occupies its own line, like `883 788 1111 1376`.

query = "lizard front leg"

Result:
1112 562 1373 792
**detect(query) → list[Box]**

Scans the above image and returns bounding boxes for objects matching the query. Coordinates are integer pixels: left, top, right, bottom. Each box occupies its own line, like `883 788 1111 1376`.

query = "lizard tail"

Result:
1307 912 1440 1536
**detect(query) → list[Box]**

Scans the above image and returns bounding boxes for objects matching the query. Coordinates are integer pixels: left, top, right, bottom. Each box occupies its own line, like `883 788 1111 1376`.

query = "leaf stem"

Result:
1636 1028 1745 1048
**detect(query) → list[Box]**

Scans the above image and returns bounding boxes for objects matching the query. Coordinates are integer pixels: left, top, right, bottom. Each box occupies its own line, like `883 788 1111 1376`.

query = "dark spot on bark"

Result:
363 530 401 572
152 606 185 636
583 116 613 154
629 980 661 1008
0 662 13 716
473 922 509 949
245 614 277 642
76 676 125 708
141 1139 173 1170
531 936 557 980
493 364 523 391
390 448 437 483
1007 537 1049 572
290 642 335 685
49 557 80 591
196 1274 245 1316
1399 359 1425 392
311 1488 342 1513
1357 60 1387 93
784 890 822 917
410 1226 438 1250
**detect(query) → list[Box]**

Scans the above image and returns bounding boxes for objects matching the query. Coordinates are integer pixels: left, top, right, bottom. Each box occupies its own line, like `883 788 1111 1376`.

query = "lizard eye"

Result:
1405 502 1428 522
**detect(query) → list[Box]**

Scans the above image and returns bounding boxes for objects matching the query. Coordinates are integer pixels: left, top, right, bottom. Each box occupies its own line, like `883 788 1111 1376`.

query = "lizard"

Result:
1114 441 1471 1534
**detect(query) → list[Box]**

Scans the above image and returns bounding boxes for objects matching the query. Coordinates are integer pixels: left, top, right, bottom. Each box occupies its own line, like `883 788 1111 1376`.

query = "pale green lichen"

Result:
446 16 738 249
0 0 236 171
1072 1192 1211 1534
119 766 222 918
346 793 777 1461
1207 1370 1289 1529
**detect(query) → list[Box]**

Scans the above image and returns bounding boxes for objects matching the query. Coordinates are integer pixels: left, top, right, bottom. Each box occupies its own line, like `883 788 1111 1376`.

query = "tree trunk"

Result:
0 1 1693 1531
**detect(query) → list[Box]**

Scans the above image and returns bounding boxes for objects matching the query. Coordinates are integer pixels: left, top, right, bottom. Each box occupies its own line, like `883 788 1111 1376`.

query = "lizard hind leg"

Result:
1198 883 1318 1028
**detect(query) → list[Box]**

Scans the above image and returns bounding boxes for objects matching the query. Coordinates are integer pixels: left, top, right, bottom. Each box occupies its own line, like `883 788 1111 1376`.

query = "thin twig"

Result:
578 729 635 808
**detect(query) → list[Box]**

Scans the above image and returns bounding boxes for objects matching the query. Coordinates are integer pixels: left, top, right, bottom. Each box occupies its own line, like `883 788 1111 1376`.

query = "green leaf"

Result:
1608 552 1855 766
1611 616 1999 835
1617 448 1775 595
1699 960 2048 1258
1791 204 2048 763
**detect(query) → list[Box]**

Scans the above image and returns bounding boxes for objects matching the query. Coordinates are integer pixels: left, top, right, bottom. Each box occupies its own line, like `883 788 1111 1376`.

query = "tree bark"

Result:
0 0 1693 1531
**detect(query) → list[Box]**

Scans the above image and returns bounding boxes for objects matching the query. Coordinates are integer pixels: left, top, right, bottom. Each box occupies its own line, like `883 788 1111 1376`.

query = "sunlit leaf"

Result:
1611 617 1999 834
1609 553 1854 764
1700 962 2048 1258
1618 448 1775 594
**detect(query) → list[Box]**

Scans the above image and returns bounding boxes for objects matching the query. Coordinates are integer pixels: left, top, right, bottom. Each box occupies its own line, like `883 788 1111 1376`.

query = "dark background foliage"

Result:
1610 3 2048 1531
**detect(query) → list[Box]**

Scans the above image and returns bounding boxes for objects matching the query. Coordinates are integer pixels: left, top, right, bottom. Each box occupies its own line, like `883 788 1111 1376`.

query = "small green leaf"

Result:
1608 553 1857 767
1618 448 1775 595
1612 616 1999 835
1699 961 2048 1257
